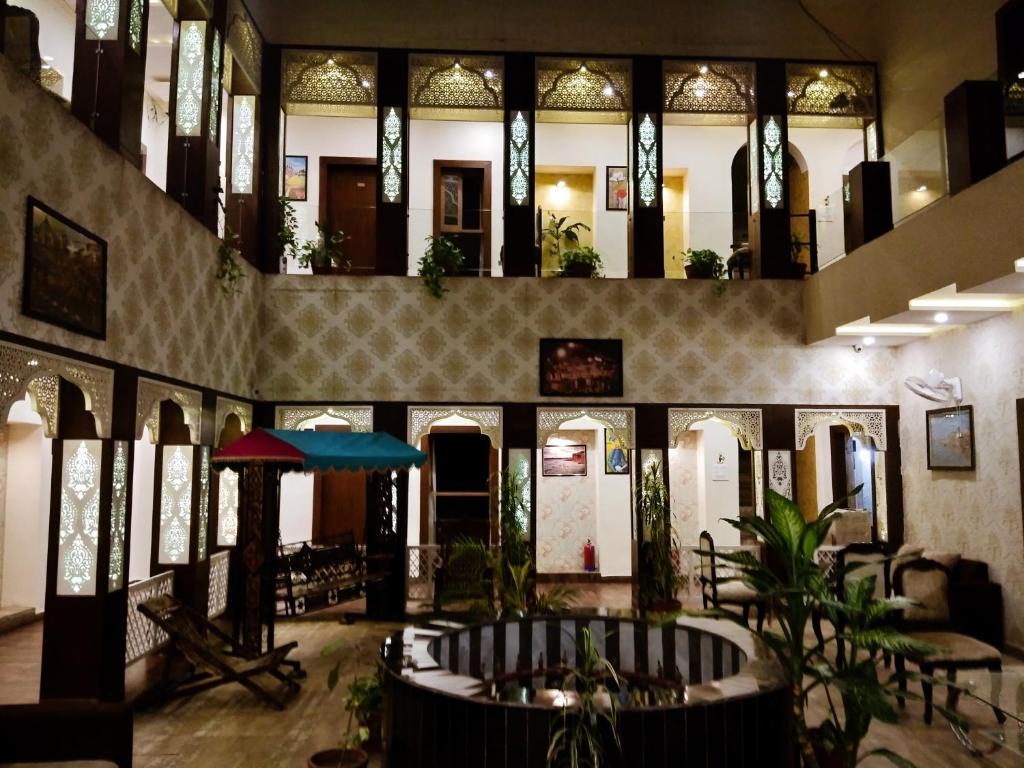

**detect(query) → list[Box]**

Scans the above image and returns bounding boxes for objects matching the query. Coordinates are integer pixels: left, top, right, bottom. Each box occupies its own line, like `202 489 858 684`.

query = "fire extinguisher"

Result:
583 539 596 572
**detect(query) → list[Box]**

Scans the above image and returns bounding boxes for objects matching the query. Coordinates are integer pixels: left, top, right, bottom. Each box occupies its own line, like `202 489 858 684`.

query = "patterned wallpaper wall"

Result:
0 57 261 399
536 430 598 573
258 276 898 403
898 309 1024 648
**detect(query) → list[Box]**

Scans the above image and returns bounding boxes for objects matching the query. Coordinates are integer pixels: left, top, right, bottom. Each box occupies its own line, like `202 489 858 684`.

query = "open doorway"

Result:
795 421 877 537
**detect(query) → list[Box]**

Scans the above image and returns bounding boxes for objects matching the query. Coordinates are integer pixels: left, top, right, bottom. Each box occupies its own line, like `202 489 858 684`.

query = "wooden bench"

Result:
276 532 390 616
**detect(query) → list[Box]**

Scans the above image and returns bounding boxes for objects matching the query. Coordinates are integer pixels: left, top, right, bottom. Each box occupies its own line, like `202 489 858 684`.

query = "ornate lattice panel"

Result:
406 545 442 603
409 55 503 115
108 441 128 591
536 407 634 449
865 121 879 161
158 446 193 564
508 110 530 205
275 405 373 432
208 30 222 140
668 408 763 451
175 20 206 137
216 468 239 546
793 409 887 451
409 406 502 448
135 378 202 443
536 57 631 113
664 60 754 114
226 0 262 92
381 107 403 203
636 114 658 207
0 341 114 438
761 115 784 209
767 449 793 500
786 63 876 118
215 396 253 437
85 0 119 40
126 570 174 664
231 95 255 194
208 550 230 617
57 440 103 595
128 0 143 53
281 49 376 117
874 458 889 541
197 447 210 561
1007 81 1024 117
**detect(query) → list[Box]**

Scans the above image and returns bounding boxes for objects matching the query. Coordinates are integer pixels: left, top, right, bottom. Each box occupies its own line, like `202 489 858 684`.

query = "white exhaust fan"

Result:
903 369 963 404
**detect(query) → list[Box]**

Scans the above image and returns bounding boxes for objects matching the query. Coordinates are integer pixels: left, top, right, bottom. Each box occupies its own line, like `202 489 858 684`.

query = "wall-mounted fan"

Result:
903 369 963 404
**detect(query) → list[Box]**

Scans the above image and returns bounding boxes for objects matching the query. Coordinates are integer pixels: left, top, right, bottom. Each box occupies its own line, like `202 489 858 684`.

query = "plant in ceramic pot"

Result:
215 225 246 295
542 213 591 267
637 459 681 611
418 235 464 298
557 246 604 278
298 222 346 274
682 247 725 280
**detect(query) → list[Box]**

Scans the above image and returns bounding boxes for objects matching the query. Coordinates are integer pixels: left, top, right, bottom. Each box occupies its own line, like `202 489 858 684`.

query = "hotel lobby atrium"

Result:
1 0 1024 766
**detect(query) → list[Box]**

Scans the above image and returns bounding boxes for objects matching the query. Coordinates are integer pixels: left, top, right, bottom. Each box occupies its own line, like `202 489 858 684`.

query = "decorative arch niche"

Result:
215 397 253 438
536 407 634 449
275 405 373 433
409 406 503 448
135 378 202 445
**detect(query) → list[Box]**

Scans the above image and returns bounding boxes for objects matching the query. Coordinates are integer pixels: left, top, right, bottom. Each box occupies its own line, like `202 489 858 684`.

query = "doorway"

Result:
421 429 496 546
319 157 377 274
433 160 492 275
311 424 367 544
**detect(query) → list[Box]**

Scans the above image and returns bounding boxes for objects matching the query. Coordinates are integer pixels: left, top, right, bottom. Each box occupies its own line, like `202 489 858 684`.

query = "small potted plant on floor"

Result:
418 235 464 298
682 247 725 280
298 222 346 275
557 246 604 278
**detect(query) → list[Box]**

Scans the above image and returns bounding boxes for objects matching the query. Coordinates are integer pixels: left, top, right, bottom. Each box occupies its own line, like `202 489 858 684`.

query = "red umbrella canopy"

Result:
212 427 305 465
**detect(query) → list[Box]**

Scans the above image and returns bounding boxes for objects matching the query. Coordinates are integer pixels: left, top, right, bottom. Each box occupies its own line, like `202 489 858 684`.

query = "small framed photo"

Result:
283 155 308 201
542 444 587 477
926 405 975 471
23 197 107 339
606 166 628 211
604 430 629 474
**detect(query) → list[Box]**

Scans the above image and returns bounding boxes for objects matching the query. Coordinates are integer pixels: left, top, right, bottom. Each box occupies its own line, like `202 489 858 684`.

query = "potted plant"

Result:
278 196 299 263
542 214 591 268
637 460 681 611
298 222 346 275
215 225 246 295
418 235 464 298
682 248 725 280
557 246 604 278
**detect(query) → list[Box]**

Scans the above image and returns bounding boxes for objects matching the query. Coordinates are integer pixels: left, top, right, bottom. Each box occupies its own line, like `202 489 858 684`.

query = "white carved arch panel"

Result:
794 409 887 451
536 407 634 449
215 397 254 436
409 406 502 448
135 378 202 444
275 405 373 432
0 341 113 437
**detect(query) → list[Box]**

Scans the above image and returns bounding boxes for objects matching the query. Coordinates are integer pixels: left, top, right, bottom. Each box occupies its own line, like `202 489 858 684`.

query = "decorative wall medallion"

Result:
381 108 403 203
767 449 793 500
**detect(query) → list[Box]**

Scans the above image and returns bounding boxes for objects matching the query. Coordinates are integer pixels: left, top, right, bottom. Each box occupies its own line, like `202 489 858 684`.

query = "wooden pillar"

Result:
631 56 664 278
751 60 791 278
70 0 148 166
165 0 226 230
233 460 278 656
503 54 537 277
845 161 893 252
40 378 134 700
944 81 1007 195
376 50 410 276
257 44 282 273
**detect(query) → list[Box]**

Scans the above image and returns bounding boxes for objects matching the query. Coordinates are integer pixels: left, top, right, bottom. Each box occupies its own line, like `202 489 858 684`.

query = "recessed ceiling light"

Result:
1018 70 1024 80
42 55 54 62
787 90 796 98
819 69 829 78
484 69 494 79
602 85 614 97
361 79 371 88
862 335 876 346
699 65 708 74
557 180 566 188
915 185 928 192
41 64 52 70
933 312 949 323
326 58 334 66
453 61 461 70
579 64 587 73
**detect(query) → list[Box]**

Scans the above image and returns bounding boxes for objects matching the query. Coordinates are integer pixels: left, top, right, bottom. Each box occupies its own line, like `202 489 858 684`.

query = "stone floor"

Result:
0 583 1021 767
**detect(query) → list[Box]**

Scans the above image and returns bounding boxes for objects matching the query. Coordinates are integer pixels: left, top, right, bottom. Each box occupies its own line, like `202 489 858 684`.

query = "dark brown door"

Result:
320 158 377 274
312 424 367 543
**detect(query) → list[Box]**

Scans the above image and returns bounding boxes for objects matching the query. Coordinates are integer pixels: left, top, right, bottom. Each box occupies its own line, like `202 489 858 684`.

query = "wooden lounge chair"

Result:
138 593 304 709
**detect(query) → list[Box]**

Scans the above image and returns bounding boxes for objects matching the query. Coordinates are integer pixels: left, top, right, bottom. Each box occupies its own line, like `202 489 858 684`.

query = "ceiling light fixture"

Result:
819 68 829 78
933 312 949 323
699 65 708 74
42 55 54 62
787 90 796 98
326 57 334 66
836 319 934 337
453 61 461 69
1018 70 1024 80
579 64 587 73
484 69 494 79
361 79 371 88
602 84 614 97
862 335 876 346
557 180 566 188
910 293 1024 311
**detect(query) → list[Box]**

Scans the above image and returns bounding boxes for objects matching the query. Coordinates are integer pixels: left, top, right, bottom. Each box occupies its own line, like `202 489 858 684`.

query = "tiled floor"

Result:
1 584 1021 768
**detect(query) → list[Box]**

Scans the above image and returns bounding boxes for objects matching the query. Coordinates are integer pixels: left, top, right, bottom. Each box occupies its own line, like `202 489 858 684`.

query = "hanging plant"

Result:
278 196 300 262
215 226 246 295
418 235 464 299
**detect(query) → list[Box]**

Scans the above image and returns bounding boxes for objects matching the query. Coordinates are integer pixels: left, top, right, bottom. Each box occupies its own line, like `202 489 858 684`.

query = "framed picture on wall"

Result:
283 155 308 201
926 405 975 470
540 338 624 397
22 197 107 339
542 444 587 477
606 166 628 211
604 430 629 474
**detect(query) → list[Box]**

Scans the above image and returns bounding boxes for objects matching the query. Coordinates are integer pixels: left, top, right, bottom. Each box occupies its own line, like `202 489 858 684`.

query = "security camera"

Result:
252 387 261 398
852 344 863 354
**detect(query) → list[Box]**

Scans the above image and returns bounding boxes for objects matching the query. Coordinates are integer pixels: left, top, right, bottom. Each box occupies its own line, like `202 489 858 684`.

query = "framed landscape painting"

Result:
283 155 308 201
542 444 587 477
23 197 107 339
540 338 623 397
926 405 975 470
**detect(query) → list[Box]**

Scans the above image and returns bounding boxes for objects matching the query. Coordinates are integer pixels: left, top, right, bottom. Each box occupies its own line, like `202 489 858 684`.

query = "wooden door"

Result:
829 426 849 506
312 424 367 543
421 428 495 546
320 158 377 274
432 160 491 275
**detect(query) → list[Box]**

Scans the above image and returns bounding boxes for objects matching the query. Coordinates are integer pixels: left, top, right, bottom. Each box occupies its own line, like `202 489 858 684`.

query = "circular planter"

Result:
684 264 714 279
307 748 368 768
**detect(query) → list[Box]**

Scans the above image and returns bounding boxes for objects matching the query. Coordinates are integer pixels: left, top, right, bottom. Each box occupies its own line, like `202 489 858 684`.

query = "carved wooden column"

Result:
41 378 133 700
503 54 537 277
631 55 664 278
70 0 149 166
376 50 410 276
751 60 791 278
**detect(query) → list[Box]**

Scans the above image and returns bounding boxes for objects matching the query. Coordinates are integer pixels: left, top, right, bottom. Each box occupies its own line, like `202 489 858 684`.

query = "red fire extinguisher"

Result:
583 539 596 572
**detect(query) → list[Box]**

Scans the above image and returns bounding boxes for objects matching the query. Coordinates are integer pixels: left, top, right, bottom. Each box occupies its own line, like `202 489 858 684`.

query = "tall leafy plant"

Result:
542 214 591 264
418 235 464 298
638 460 680 608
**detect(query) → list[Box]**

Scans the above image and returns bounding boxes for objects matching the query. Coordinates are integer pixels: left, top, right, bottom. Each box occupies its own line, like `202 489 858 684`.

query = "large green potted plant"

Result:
682 248 725 280
637 460 681 611
542 214 591 269
418 235 464 298
557 246 604 278
708 489 954 768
